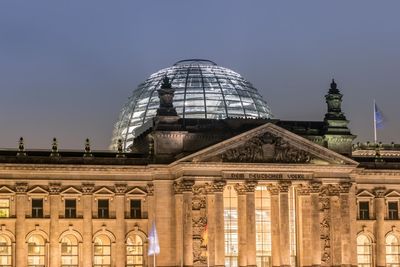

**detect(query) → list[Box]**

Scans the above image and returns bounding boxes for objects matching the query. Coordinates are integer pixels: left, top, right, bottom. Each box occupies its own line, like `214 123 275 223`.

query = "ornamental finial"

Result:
116 139 126 158
17 137 27 157
50 137 60 157
84 138 93 157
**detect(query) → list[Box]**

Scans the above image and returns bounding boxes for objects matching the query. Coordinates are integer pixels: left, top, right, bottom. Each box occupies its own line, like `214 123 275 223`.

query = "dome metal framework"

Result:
111 59 272 150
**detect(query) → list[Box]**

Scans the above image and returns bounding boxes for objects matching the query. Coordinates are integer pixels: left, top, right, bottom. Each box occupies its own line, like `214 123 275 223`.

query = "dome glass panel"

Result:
111 59 272 150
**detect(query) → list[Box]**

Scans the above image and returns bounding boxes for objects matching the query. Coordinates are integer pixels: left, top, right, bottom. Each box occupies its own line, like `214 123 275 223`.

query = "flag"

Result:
148 221 160 256
201 224 208 246
374 103 384 129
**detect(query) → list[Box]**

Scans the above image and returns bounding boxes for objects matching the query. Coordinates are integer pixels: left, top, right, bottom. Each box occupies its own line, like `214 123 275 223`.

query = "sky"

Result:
0 1 399 150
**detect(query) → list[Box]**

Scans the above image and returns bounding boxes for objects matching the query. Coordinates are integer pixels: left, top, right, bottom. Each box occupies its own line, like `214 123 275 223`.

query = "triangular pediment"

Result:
175 123 358 165
28 186 48 195
126 187 147 196
0 186 14 195
357 190 375 198
386 190 400 198
94 187 114 195
61 187 82 195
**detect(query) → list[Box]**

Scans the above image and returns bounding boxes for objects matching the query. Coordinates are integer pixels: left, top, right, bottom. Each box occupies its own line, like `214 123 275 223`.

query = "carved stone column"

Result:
339 182 352 267
49 183 61 267
268 184 280 267
329 185 341 266
374 187 386 267
15 182 28 267
174 181 184 267
245 180 258 267
298 185 312 267
234 183 247 267
115 184 127 267
310 182 322 267
82 183 94 267
213 180 226 267
182 179 195 267
205 183 216 267
146 183 155 267
279 181 291 267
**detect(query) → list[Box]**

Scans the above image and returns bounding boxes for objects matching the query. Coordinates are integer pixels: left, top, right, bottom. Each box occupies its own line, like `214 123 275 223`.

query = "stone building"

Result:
0 59 399 267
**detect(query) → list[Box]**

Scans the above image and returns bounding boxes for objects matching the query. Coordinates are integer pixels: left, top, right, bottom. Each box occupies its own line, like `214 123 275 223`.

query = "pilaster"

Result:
339 182 352 267
374 187 386 267
328 185 342 266
213 179 226 267
245 180 257 267
82 183 94 267
49 183 61 267
115 184 127 267
15 182 28 267
205 183 216 267
173 181 184 267
298 184 312 267
181 179 195 267
234 183 247 267
310 181 322 267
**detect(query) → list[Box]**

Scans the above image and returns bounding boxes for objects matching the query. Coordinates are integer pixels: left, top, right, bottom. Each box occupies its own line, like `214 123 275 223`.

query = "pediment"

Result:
357 190 375 198
175 123 358 165
0 186 14 195
94 187 114 195
28 186 48 195
61 187 82 195
126 187 147 196
385 190 400 198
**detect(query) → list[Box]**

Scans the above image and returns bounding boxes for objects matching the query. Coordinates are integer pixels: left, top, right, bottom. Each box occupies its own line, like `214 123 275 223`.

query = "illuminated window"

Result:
65 199 77 218
94 235 111 267
289 187 297 267
386 234 400 267
130 200 141 219
359 202 370 220
28 235 46 267
98 200 109 219
126 234 144 267
0 235 12 267
0 199 10 218
32 199 43 218
61 235 78 267
388 202 399 220
224 185 238 267
357 234 372 267
255 185 271 267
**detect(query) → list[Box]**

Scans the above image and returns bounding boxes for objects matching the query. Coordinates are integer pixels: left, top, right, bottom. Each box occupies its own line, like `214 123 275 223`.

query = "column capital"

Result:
114 184 127 195
15 182 28 194
146 183 154 196
244 180 258 193
373 187 386 198
81 183 95 194
321 184 340 196
174 179 195 194
267 184 280 195
309 181 322 193
278 181 292 193
234 183 247 195
213 179 227 193
297 184 311 196
49 183 61 195
339 182 352 194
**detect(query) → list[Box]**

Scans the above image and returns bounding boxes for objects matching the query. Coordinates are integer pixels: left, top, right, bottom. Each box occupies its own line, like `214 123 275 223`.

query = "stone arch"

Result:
25 228 49 243
0 226 15 243
59 228 83 243
125 228 147 243
357 229 375 243
93 228 116 243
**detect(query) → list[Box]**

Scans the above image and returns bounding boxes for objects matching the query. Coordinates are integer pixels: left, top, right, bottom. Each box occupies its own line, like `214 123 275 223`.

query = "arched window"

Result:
61 235 79 267
386 233 400 267
94 235 111 267
224 185 238 267
357 234 372 267
255 185 271 267
28 235 46 267
0 235 12 267
127 234 144 267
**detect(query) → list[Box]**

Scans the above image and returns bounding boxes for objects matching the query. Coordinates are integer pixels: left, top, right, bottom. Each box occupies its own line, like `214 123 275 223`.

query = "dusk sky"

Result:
1 1 399 150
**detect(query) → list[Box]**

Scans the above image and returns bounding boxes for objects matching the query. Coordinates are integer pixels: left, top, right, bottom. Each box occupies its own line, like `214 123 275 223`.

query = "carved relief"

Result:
192 184 207 265
320 191 331 266
221 132 312 163
81 183 94 194
48 183 61 194
114 184 127 194
278 181 291 193
15 182 28 193
146 183 154 196
212 180 226 192
373 187 386 198
267 184 280 195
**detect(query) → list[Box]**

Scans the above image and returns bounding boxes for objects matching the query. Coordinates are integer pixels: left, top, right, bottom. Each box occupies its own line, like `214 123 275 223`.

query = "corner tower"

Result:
323 79 356 156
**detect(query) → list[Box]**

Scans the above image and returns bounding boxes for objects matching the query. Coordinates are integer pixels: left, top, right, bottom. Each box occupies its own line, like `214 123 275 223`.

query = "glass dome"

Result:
111 59 272 150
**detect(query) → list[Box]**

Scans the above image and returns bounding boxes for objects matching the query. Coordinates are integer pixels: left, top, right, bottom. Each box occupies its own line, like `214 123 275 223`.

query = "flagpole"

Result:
373 99 377 143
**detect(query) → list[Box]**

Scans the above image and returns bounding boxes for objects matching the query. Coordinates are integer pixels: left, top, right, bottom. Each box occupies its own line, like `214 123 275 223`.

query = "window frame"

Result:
358 201 371 220
64 199 77 219
388 201 399 220
31 198 44 218
97 199 110 219
130 199 142 219
0 198 11 218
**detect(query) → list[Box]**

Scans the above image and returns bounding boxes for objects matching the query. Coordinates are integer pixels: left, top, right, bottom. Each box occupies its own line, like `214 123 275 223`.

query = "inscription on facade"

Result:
223 172 312 180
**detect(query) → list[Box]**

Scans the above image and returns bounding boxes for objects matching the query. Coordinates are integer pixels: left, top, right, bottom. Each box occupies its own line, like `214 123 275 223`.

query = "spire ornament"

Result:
50 138 60 157
83 138 93 157
17 137 26 157
156 75 178 116
116 139 126 158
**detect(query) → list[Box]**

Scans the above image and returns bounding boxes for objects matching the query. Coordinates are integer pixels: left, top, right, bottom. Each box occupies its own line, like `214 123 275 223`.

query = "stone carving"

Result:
373 187 386 198
320 184 340 197
192 185 206 211
192 184 207 265
320 194 331 266
15 182 28 193
244 180 258 192
146 183 154 196
267 184 280 195
278 181 292 193
81 183 94 194
174 179 195 194
339 182 352 194
114 184 127 194
48 183 61 194
212 180 226 192
309 181 322 193
156 76 178 116
234 183 247 195
221 132 312 163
